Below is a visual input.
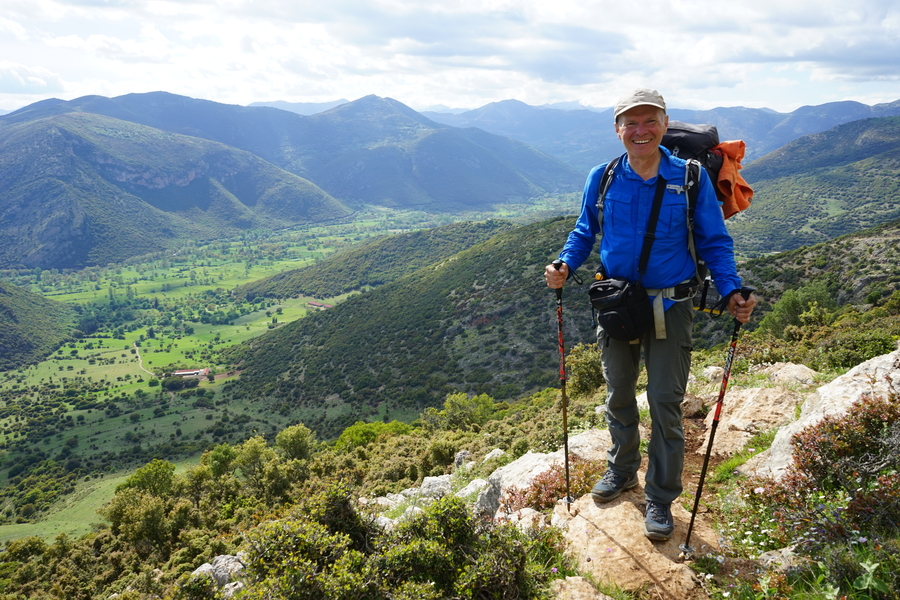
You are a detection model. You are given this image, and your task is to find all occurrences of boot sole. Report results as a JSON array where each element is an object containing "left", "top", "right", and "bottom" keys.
[{"left": 644, "top": 527, "right": 673, "bottom": 541}]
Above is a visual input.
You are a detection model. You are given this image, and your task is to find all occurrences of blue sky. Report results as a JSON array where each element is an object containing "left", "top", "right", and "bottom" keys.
[{"left": 1, "top": 0, "right": 898, "bottom": 113}]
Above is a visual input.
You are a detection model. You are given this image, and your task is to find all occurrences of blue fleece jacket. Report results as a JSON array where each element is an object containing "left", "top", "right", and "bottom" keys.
[{"left": 558, "top": 147, "right": 742, "bottom": 302}]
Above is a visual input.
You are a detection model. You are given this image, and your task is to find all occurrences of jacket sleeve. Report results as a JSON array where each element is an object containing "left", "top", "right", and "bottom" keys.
[
  {"left": 692, "top": 167, "right": 742, "bottom": 296},
  {"left": 558, "top": 165, "right": 605, "bottom": 273}
]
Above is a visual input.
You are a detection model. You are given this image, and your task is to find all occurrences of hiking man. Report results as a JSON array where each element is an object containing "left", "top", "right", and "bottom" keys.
[{"left": 543, "top": 88, "right": 756, "bottom": 540}]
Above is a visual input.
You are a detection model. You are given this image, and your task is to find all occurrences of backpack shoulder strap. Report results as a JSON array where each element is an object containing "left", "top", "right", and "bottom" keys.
[
  {"left": 594, "top": 156, "right": 621, "bottom": 231},
  {"left": 683, "top": 159, "right": 708, "bottom": 281}
]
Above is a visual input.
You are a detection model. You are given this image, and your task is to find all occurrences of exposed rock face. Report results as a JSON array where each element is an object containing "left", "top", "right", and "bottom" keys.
[
  {"left": 419, "top": 474, "right": 452, "bottom": 498},
  {"left": 454, "top": 478, "right": 489, "bottom": 499},
  {"left": 191, "top": 554, "right": 244, "bottom": 587},
  {"left": 551, "top": 575, "right": 616, "bottom": 599},
  {"left": 751, "top": 348, "right": 900, "bottom": 479},
  {"left": 757, "top": 362, "right": 818, "bottom": 387},
  {"left": 475, "top": 429, "right": 612, "bottom": 518},
  {"left": 698, "top": 387, "right": 804, "bottom": 456},
  {"left": 552, "top": 490, "right": 716, "bottom": 600}
]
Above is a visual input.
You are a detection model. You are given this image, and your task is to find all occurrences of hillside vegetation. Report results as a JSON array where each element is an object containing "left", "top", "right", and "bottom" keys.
[
  {"left": 223, "top": 217, "right": 597, "bottom": 438},
  {"left": 233, "top": 220, "right": 513, "bottom": 300},
  {"left": 2, "top": 213, "right": 900, "bottom": 598},
  {"left": 729, "top": 116, "right": 900, "bottom": 255},
  {"left": 0, "top": 282, "right": 76, "bottom": 370},
  {"left": 224, "top": 211, "right": 900, "bottom": 439},
  {"left": 0, "top": 112, "right": 348, "bottom": 269}
]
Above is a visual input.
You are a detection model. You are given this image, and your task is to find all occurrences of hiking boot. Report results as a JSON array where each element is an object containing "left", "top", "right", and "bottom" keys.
[
  {"left": 591, "top": 470, "right": 638, "bottom": 503},
  {"left": 644, "top": 501, "right": 674, "bottom": 541}
]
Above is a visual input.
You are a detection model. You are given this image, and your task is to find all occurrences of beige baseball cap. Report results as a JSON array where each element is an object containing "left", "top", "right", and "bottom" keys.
[{"left": 613, "top": 88, "right": 666, "bottom": 120}]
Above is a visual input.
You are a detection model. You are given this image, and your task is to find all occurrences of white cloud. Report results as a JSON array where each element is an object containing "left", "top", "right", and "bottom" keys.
[
  {"left": 0, "top": 62, "right": 65, "bottom": 94},
  {"left": 0, "top": 0, "right": 895, "bottom": 112}
]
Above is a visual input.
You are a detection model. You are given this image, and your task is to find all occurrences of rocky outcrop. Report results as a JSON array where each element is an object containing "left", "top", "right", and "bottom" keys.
[
  {"left": 189, "top": 555, "right": 245, "bottom": 597},
  {"left": 551, "top": 576, "right": 616, "bottom": 600},
  {"left": 698, "top": 387, "right": 804, "bottom": 456},
  {"left": 475, "top": 429, "right": 612, "bottom": 518},
  {"left": 749, "top": 348, "right": 900, "bottom": 479},
  {"left": 552, "top": 490, "right": 716, "bottom": 600}
]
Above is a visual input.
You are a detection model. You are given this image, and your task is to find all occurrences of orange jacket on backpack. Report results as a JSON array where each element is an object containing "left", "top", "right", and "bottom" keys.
[{"left": 714, "top": 140, "right": 753, "bottom": 219}]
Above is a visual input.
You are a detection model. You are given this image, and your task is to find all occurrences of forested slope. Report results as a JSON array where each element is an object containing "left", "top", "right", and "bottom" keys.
[
  {"left": 233, "top": 220, "right": 513, "bottom": 299},
  {"left": 730, "top": 116, "right": 900, "bottom": 255},
  {"left": 223, "top": 217, "right": 598, "bottom": 438},
  {"left": 0, "top": 281, "right": 76, "bottom": 370}
]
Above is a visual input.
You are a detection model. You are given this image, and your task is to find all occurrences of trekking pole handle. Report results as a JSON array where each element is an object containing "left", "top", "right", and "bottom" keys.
[
  {"left": 728, "top": 286, "right": 755, "bottom": 324},
  {"left": 551, "top": 260, "right": 564, "bottom": 300}
]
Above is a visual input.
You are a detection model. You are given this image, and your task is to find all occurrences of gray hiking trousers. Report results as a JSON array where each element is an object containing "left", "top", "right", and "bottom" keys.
[{"left": 598, "top": 300, "right": 693, "bottom": 504}]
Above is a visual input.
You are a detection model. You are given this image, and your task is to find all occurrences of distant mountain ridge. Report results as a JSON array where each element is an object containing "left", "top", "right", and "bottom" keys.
[
  {"left": 0, "top": 92, "right": 581, "bottom": 269},
  {"left": 3, "top": 92, "right": 580, "bottom": 210},
  {"left": 247, "top": 99, "right": 349, "bottom": 115},
  {"left": 423, "top": 98, "right": 900, "bottom": 172}
]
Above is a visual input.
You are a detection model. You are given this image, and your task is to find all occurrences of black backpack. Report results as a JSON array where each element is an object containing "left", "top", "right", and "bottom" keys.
[{"left": 662, "top": 121, "right": 723, "bottom": 199}]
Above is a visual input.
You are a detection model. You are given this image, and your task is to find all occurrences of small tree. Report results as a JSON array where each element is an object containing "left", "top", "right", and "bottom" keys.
[{"left": 276, "top": 423, "right": 317, "bottom": 460}]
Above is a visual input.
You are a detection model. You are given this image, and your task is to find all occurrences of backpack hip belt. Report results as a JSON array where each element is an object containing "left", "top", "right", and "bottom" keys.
[{"left": 645, "top": 279, "right": 699, "bottom": 339}]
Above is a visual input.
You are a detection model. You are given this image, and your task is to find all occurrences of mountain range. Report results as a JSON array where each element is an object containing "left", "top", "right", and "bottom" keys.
[
  {"left": 0, "top": 93, "right": 579, "bottom": 269},
  {"left": 4, "top": 91, "right": 900, "bottom": 272},
  {"left": 729, "top": 116, "right": 900, "bottom": 254},
  {"left": 0, "top": 111, "right": 348, "bottom": 270},
  {"left": 422, "top": 98, "right": 900, "bottom": 172}
]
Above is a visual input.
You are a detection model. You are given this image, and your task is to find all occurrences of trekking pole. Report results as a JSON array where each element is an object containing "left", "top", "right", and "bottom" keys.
[
  {"left": 681, "top": 287, "right": 754, "bottom": 557},
  {"left": 552, "top": 260, "right": 574, "bottom": 512}
]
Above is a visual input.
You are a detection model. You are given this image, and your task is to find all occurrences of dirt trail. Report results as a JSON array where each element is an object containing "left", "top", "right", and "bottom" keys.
[{"left": 132, "top": 342, "right": 157, "bottom": 378}]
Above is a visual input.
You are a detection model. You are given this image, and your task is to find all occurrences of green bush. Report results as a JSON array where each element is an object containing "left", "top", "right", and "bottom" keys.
[
  {"left": 333, "top": 420, "right": 411, "bottom": 453},
  {"left": 565, "top": 343, "right": 605, "bottom": 398},
  {"left": 234, "top": 489, "right": 566, "bottom": 599},
  {"left": 758, "top": 281, "right": 836, "bottom": 338}
]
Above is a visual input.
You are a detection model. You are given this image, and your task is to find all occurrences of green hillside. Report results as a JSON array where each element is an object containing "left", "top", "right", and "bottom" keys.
[
  {"left": 0, "top": 281, "right": 76, "bottom": 370},
  {"left": 223, "top": 217, "right": 598, "bottom": 438},
  {"left": 0, "top": 112, "right": 349, "bottom": 269},
  {"left": 740, "top": 217, "right": 900, "bottom": 307},
  {"left": 234, "top": 220, "right": 513, "bottom": 300},
  {"left": 731, "top": 116, "right": 900, "bottom": 254}
]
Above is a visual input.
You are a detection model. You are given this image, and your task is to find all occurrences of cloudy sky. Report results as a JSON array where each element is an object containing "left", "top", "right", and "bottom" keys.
[{"left": 1, "top": 0, "right": 898, "bottom": 114}]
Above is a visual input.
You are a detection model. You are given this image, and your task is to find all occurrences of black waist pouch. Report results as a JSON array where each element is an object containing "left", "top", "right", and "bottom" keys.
[{"left": 588, "top": 278, "right": 654, "bottom": 341}]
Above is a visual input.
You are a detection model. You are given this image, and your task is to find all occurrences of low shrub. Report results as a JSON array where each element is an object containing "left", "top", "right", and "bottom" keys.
[
  {"left": 720, "top": 393, "right": 900, "bottom": 597},
  {"left": 503, "top": 455, "right": 606, "bottom": 512}
]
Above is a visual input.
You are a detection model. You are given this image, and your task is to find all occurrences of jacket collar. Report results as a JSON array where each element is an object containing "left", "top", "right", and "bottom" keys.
[{"left": 620, "top": 146, "right": 684, "bottom": 182}]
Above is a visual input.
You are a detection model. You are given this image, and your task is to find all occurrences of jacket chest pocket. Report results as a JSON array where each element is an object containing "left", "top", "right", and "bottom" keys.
[
  {"left": 660, "top": 192, "right": 688, "bottom": 233},
  {"left": 603, "top": 190, "right": 635, "bottom": 231}
]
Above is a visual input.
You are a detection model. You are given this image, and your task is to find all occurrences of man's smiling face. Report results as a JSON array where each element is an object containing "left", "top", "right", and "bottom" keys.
[{"left": 615, "top": 105, "right": 669, "bottom": 161}]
